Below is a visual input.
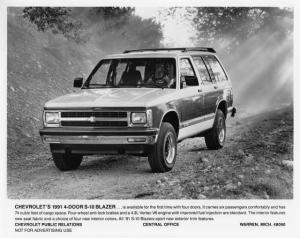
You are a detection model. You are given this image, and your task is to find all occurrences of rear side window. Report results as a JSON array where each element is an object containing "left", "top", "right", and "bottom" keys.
[
  {"left": 192, "top": 56, "right": 212, "bottom": 84},
  {"left": 203, "top": 55, "right": 227, "bottom": 82}
]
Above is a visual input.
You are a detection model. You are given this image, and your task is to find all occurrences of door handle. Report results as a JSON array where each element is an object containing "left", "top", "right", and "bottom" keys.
[
  {"left": 213, "top": 85, "right": 218, "bottom": 89},
  {"left": 198, "top": 89, "right": 202, "bottom": 93}
]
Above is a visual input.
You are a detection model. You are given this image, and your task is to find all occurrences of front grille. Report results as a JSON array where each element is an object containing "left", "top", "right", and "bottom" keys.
[
  {"left": 61, "top": 121, "right": 128, "bottom": 127},
  {"left": 60, "top": 110, "right": 128, "bottom": 128},
  {"left": 61, "top": 111, "right": 127, "bottom": 118}
]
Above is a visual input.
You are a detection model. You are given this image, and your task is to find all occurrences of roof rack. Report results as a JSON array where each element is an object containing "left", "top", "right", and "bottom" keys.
[{"left": 123, "top": 47, "right": 216, "bottom": 54}]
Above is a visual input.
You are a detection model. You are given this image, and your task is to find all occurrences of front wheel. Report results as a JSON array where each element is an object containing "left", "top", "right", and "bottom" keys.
[
  {"left": 204, "top": 109, "right": 226, "bottom": 149},
  {"left": 52, "top": 153, "right": 83, "bottom": 171},
  {"left": 148, "top": 122, "right": 177, "bottom": 173}
]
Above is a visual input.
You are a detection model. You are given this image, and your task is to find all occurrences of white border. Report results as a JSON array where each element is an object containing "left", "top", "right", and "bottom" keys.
[{"left": 1, "top": 1, "right": 298, "bottom": 237}]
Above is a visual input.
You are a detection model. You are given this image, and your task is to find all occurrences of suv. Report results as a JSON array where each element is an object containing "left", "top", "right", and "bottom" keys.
[{"left": 40, "top": 47, "right": 236, "bottom": 173}]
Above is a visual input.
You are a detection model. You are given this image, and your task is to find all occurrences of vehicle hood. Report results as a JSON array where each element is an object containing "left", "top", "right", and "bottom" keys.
[{"left": 44, "top": 88, "right": 176, "bottom": 109}]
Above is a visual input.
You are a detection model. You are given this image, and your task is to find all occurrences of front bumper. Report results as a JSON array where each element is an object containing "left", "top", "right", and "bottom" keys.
[{"left": 39, "top": 127, "right": 159, "bottom": 145}]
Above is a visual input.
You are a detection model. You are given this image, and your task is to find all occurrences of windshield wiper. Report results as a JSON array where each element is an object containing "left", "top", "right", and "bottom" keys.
[
  {"left": 85, "top": 84, "right": 118, "bottom": 89},
  {"left": 139, "top": 83, "right": 164, "bottom": 88}
]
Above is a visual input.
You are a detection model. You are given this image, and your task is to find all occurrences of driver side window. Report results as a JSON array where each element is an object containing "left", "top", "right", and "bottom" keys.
[{"left": 180, "top": 58, "right": 198, "bottom": 88}]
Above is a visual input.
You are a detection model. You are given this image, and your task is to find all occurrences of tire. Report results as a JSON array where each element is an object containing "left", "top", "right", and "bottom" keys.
[
  {"left": 52, "top": 153, "right": 83, "bottom": 171},
  {"left": 204, "top": 109, "right": 226, "bottom": 150},
  {"left": 148, "top": 122, "right": 177, "bottom": 173}
]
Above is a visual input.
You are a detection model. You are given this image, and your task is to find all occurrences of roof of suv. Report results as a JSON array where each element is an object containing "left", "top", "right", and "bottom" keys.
[{"left": 104, "top": 47, "right": 216, "bottom": 59}]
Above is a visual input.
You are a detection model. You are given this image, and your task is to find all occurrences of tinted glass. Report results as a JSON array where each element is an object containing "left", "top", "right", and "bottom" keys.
[
  {"left": 192, "top": 56, "right": 212, "bottom": 84},
  {"left": 84, "top": 58, "right": 176, "bottom": 89},
  {"left": 180, "top": 58, "right": 196, "bottom": 77},
  {"left": 91, "top": 60, "right": 111, "bottom": 85},
  {"left": 115, "top": 61, "right": 127, "bottom": 85},
  {"left": 203, "top": 55, "right": 227, "bottom": 82},
  {"left": 180, "top": 58, "right": 199, "bottom": 87}
]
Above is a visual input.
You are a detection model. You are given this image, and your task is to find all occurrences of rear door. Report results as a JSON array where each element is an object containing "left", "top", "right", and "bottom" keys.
[
  {"left": 177, "top": 57, "right": 203, "bottom": 123},
  {"left": 202, "top": 55, "right": 233, "bottom": 108},
  {"left": 192, "top": 55, "right": 219, "bottom": 117}
]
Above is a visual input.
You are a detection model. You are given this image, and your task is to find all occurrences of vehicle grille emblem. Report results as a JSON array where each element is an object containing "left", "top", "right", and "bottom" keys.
[{"left": 89, "top": 116, "right": 96, "bottom": 123}]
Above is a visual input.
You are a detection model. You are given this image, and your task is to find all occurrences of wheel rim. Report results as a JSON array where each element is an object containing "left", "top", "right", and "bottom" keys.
[
  {"left": 218, "top": 117, "right": 225, "bottom": 144},
  {"left": 164, "top": 132, "right": 176, "bottom": 164}
]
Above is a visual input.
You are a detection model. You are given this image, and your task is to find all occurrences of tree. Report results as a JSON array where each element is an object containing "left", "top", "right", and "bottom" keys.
[
  {"left": 86, "top": 7, "right": 135, "bottom": 31},
  {"left": 93, "top": 15, "right": 163, "bottom": 52},
  {"left": 22, "top": 7, "right": 135, "bottom": 42},
  {"left": 22, "top": 7, "right": 163, "bottom": 50},
  {"left": 23, "top": 7, "right": 82, "bottom": 41},
  {"left": 168, "top": 7, "right": 293, "bottom": 51},
  {"left": 93, "top": 7, "right": 134, "bottom": 20}
]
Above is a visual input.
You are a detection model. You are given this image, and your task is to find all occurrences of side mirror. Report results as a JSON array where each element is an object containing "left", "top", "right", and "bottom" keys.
[{"left": 73, "top": 77, "right": 83, "bottom": 88}]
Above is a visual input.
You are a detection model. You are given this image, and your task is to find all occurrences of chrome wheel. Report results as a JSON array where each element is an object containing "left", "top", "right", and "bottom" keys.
[
  {"left": 164, "top": 132, "right": 176, "bottom": 164},
  {"left": 148, "top": 122, "right": 177, "bottom": 173},
  {"left": 204, "top": 109, "right": 226, "bottom": 150},
  {"left": 218, "top": 117, "right": 225, "bottom": 144}
]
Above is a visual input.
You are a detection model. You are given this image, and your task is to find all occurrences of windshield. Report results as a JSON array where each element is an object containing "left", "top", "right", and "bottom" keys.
[{"left": 83, "top": 58, "right": 176, "bottom": 89}]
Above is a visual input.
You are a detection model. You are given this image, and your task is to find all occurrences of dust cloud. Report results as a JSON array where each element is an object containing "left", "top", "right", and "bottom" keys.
[{"left": 218, "top": 31, "right": 293, "bottom": 114}]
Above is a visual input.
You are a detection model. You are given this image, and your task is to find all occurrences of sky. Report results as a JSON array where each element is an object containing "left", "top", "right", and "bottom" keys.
[{"left": 134, "top": 7, "right": 195, "bottom": 46}]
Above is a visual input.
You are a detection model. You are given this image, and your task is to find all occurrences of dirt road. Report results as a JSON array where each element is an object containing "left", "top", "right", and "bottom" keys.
[{"left": 7, "top": 106, "right": 293, "bottom": 199}]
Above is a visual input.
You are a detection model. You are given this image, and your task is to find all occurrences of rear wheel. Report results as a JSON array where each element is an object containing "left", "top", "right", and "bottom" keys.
[
  {"left": 148, "top": 122, "right": 177, "bottom": 173},
  {"left": 52, "top": 153, "right": 83, "bottom": 171},
  {"left": 205, "top": 109, "right": 226, "bottom": 149}
]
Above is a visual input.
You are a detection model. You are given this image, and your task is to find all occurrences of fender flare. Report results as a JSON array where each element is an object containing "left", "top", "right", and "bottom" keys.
[
  {"left": 158, "top": 109, "right": 180, "bottom": 135},
  {"left": 214, "top": 99, "right": 228, "bottom": 120}
]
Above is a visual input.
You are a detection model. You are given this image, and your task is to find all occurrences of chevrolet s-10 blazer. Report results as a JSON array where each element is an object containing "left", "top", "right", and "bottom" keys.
[{"left": 40, "top": 47, "right": 236, "bottom": 173}]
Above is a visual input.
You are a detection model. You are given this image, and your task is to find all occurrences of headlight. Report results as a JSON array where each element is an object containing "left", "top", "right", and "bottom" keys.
[
  {"left": 44, "top": 112, "right": 60, "bottom": 127},
  {"left": 131, "top": 112, "right": 147, "bottom": 124}
]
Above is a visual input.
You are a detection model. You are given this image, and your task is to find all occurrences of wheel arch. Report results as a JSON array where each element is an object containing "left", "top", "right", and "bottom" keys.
[
  {"left": 216, "top": 100, "right": 228, "bottom": 119},
  {"left": 159, "top": 110, "right": 180, "bottom": 137}
]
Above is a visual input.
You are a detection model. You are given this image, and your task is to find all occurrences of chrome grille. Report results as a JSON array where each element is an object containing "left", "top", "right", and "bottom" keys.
[
  {"left": 61, "top": 121, "right": 127, "bottom": 127},
  {"left": 61, "top": 111, "right": 127, "bottom": 118},
  {"left": 60, "top": 111, "right": 128, "bottom": 128}
]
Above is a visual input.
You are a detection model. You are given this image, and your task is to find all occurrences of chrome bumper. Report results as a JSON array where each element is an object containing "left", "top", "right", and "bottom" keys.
[{"left": 41, "top": 135, "right": 158, "bottom": 145}]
